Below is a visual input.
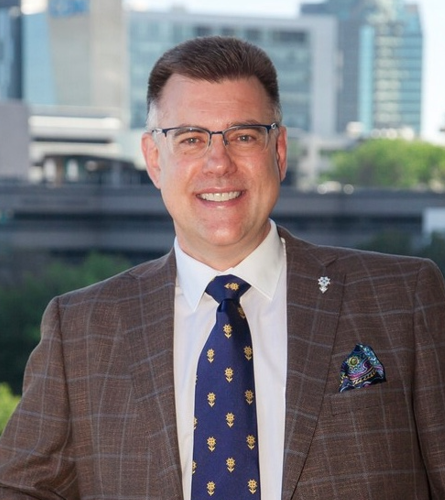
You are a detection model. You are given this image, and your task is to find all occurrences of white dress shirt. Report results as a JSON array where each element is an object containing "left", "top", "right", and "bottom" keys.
[{"left": 174, "top": 220, "right": 288, "bottom": 500}]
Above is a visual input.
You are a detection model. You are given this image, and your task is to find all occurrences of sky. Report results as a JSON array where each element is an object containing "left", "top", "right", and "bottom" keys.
[{"left": 128, "top": 0, "right": 445, "bottom": 144}]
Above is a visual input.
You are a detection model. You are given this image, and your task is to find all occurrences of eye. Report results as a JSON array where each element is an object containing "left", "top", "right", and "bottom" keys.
[
  {"left": 228, "top": 127, "right": 263, "bottom": 144},
  {"left": 182, "top": 136, "right": 200, "bottom": 145},
  {"left": 173, "top": 128, "right": 208, "bottom": 148},
  {"left": 238, "top": 134, "right": 255, "bottom": 143}
]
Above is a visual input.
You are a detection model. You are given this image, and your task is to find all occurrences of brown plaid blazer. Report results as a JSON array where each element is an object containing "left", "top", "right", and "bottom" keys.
[{"left": 0, "top": 227, "right": 444, "bottom": 499}]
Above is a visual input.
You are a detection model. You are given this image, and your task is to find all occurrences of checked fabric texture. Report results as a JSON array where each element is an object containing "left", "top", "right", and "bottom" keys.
[{"left": 191, "top": 275, "right": 261, "bottom": 499}]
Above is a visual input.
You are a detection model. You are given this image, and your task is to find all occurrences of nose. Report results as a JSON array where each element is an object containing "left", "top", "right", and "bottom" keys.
[{"left": 202, "top": 133, "right": 236, "bottom": 176}]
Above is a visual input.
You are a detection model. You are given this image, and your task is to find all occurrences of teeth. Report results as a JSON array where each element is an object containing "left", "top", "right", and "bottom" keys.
[{"left": 199, "top": 191, "right": 241, "bottom": 202}]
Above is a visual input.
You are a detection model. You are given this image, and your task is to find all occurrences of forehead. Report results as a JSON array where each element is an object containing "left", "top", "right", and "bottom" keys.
[{"left": 155, "top": 74, "right": 273, "bottom": 127}]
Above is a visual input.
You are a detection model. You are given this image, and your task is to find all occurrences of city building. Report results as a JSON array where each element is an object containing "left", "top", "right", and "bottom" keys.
[
  {"left": 127, "top": 8, "right": 338, "bottom": 138},
  {"left": 19, "top": 0, "right": 133, "bottom": 181},
  {"left": 0, "top": 0, "right": 28, "bottom": 181},
  {"left": 21, "top": 3, "right": 340, "bottom": 185},
  {"left": 0, "top": 0, "right": 22, "bottom": 100},
  {"left": 301, "top": 0, "right": 423, "bottom": 135},
  {"left": 22, "top": 2, "right": 340, "bottom": 136},
  {"left": 22, "top": 1, "right": 421, "bottom": 138},
  {"left": 23, "top": 0, "right": 127, "bottom": 116},
  {"left": 0, "top": 100, "right": 30, "bottom": 180},
  {"left": 28, "top": 105, "right": 140, "bottom": 185},
  {"left": 8, "top": 0, "right": 423, "bottom": 186}
]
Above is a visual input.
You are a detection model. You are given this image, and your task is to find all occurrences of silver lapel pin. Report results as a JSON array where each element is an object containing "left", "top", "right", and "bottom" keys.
[{"left": 318, "top": 276, "right": 331, "bottom": 293}]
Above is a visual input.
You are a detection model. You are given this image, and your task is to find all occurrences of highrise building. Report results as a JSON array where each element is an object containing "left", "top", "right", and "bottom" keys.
[
  {"left": 127, "top": 8, "right": 338, "bottom": 137},
  {"left": 17, "top": 1, "right": 424, "bottom": 185},
  {"left": 22, "top": 1, "right": 423, "bottom": 138},
  {"left": 0, "top": 1, "right": 29, "bottom": 181},
  {"left": 24, "top": 0, "right": 127, "bottom": 119},
  {"left": 22, "top": 0, "right": 130, "bottom": 180},
  {"left": 0, "top": 0, "right": 22, "bottom": 100},
  {"left": 301, "top": 0, "right": 423, "bottom": 135}
]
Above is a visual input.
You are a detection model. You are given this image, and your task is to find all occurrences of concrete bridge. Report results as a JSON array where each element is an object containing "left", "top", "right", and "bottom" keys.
[{"left": 1, "top": 183, "right": 444, "bottom": 263}]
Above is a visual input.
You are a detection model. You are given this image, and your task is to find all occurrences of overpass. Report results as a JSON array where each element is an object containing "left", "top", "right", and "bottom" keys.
[{"left": 1, "top": 183, "right": 444, "bottom": 263}]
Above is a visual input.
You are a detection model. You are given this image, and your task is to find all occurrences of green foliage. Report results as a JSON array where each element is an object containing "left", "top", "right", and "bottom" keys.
[
  {"left": 321, "top": 138, "right": 445, "bottom": 188},
  {"left": 418, "top": 232, "right": 445, "bottom": 276},
  {"left": 0, "top": 383, "right": 20, "bottom": 435},
  {"left": 356, "top": 230, "right": 413, "bottom": 256},
  {"left": 355, "top": 231, "right": 445, "bottom": 276},
  {"left": 0, "top": 253, "right": 130, "bottom": 395}
]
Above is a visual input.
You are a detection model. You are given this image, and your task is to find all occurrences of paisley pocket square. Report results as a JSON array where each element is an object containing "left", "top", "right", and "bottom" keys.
[{"left": 339, "top": 344, "right": 386, "bottom": 393}]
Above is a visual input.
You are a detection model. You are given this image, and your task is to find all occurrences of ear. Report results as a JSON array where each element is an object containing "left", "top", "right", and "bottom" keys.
[
  {"left": 276, "top": 125, "right": 288, "bottom": 182},
  {"left": 141, "top": 132, "right": 162, "bottom": 189}
]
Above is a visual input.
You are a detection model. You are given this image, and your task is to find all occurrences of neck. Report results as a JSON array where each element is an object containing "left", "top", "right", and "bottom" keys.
[{"left": 175, "top": 222, "right": 272, "bottom": 271}]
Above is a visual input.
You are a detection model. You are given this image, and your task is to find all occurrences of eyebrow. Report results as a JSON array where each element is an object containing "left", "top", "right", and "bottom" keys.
[{"left": 166, "top": 120, "right": 268, "bottom": 129}]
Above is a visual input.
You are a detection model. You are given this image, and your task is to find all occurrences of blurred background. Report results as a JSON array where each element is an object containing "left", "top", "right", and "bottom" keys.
[{"left": 0, "top": 0, "right": 445, "bottom": 419}]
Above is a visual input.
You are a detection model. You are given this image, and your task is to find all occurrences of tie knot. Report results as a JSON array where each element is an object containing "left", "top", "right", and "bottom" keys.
[{"left": 206, "top": 274, "right": 251, "bottom": 303}]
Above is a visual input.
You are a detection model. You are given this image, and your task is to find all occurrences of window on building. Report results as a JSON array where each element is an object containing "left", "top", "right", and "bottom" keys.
[
  {"left": 221, "top": 27, "right": 236, "bottom": 37},
  {"left": 272, "top": 30, "right": 307, "bottom": 43},
  {"left": 245, "top": 28, "right": 261, "bottom": 41},
  {"left": 195, "top": 26, "right": 212, "bottom": 37}
]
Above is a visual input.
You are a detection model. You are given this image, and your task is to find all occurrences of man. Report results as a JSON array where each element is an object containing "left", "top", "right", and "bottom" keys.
[{"left": 0, "top": 36, "right": 444, "bottom": 499}]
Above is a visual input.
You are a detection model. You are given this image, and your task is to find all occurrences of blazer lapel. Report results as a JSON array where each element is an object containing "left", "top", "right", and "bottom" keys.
[
  {"left": 279, "top": 230, "right": 345, "bottom": 499},
  {"left": 121, "top": 252, "right": 184, "bottom": 500}
]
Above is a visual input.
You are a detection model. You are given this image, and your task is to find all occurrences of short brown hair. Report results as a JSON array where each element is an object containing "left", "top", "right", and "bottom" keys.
[{"left": 146, "top": 36, "right": 282, "bottom": 125}]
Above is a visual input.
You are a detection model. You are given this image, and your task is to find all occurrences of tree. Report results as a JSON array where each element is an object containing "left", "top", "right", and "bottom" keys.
[
  {"left": 354, "top": 230, "right": 445, "bottom": 277},
  {"left": 321, "top": 138, "right": 445, "bottom": 189},
  {"left": 0, "top": 253, "right": 130, "bottom": 394},
  {"left": 418, "top": 232, "right": 445, "bottom": 275},
  {"left": 0, "top": 383, "right": 20, "bottom": 435},
  {"left": 355, "top": 229, "right": 413, "bottom": 256}
]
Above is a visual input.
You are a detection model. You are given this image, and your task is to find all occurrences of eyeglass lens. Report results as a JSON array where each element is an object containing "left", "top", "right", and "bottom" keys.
[{"left": 167, "top": 126, "right": 271, "bottom": 158}]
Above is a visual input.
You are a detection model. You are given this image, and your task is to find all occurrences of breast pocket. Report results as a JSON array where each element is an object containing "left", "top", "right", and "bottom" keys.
[{"left": 329, "top": 380, "right": 405, "bottom": 416}]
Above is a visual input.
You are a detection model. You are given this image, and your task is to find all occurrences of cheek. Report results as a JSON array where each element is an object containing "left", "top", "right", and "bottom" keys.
[
  {"left": 262, "top": 153, "right": 284, "bottom": 183},
  {"left": 156, "top": 152, "right": 181, "bottom": 188},
  {"left": 158, "top": 161, "right": 192, "bottom": 198}
]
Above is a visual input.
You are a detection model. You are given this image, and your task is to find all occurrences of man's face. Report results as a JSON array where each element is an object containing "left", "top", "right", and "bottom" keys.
[{"left": 142, "top": 74, "right": 287, "bottom": 269}]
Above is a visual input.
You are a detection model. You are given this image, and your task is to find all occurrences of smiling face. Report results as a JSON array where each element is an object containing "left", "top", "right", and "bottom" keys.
[{"left": 141, "top": 74, "right": 287, "bottom": 270}]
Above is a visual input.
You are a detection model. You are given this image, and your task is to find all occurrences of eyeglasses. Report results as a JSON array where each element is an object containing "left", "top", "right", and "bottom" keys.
[{"left": 151, "top": 123, "right": 279, "bottom": 159}]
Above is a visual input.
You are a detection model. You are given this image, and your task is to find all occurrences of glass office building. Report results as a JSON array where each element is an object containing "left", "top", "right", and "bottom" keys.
[
  {"left": 301, "top": 0, "right": 423, "bottom": 134},
  {"left": 0, "top": 0, "right": 22, "bottom": 100},
  {"left": 24, "top": 0, "right": 126, "bottom": 116},
  {"left": 127, "top": 9, "right": 338, "bottom": 137},
  {"left": 21, "top": 1, "right": 421, "bottom": 138}
]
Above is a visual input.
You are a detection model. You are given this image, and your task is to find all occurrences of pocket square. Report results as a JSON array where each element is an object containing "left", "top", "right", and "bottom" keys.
[{"left": 339, "top": 344, "right": 386, "bottom": 393}]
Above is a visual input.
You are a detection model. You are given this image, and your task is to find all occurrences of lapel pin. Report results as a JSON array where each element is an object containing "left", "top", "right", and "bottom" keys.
[{"left": 318, "top": 276, "right": 331, "bottom": 293}]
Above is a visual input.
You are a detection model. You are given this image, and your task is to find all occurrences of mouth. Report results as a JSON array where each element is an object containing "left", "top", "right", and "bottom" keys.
[{"left": 197, "top": 191, "right": 242, "bottom": 202}]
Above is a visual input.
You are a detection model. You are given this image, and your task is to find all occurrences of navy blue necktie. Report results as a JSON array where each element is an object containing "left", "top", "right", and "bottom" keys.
[{"left": 191, "top": 275, "right": 260, "bottom": 499}]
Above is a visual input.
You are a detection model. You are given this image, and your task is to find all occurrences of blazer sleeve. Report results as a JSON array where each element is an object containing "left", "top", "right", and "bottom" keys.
[
  {"left": 413, "top": 260, "right": 445, "bottom": 498},
  {"left": 0, "top": 297, "right": 79, "bottom": 499}
]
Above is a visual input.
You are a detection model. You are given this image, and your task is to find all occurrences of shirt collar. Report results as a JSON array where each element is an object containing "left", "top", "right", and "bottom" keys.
[{"left": 175, "top": 220, "right": 285, "bottom": 311}]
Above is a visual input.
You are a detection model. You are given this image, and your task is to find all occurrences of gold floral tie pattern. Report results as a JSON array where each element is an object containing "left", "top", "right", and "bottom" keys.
[{"left": 191, "top": 275, "right": 260, "bottom": 499}]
